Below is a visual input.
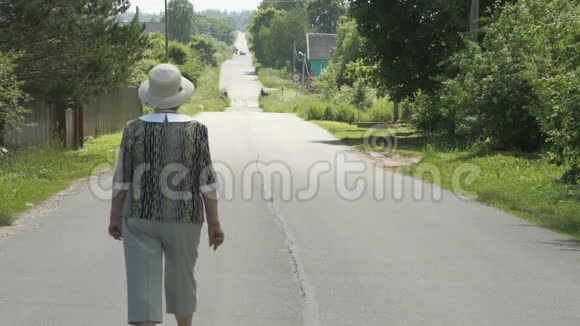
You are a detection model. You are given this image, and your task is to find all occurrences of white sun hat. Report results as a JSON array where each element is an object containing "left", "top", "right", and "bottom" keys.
[{"left": 138, "top": 63, "right": 195, "bottom": 110}]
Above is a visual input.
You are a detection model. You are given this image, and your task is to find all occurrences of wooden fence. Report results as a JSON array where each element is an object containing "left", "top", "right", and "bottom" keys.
[
  {"left": 5, "top": 101, "right": 60, "bottom": 149},
  {"left": 4, "top": 87, "right": 142, "bottom": 149},
  {"left": 83, "top": 87, "right": 142, "bottom": 138}
]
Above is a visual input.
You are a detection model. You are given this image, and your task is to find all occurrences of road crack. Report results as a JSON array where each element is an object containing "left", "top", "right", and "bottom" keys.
[{"left": 254, "top": 153, "right": 321, "bottom": 326}]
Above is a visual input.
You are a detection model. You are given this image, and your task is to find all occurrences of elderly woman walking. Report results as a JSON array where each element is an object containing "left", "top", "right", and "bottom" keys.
[{"left": 108, "top": 64, "right": 224, "bottom": 326}]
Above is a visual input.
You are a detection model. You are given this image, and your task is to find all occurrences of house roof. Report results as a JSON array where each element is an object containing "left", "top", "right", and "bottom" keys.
[
  {"left": 142, "top": 22, "right": 166, "bottom": 35},
  {"left": 306, "top": 33, "right": 338, "bottom": 61}
]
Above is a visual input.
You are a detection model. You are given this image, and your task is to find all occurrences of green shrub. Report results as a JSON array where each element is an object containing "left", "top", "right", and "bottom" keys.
[
  {"left": 305, "top": 101, "right": 325, "bottom": 120},
  {"left": 439, "top": 38, "right": 543, "bottom": 150},
  {"left": 0, "top": 51, "right": 29, "bottom": 140},
  {"left": 409, "top": 90, "right": 447, "bottom": 132},
  {"left": 130, "top": 34, "right": 204, "bottom": 86},
  {"left": 333, "top": 103, "right": 358, "bottom": 124},
  {"left": 168, "top": 41, "right": 189, "bottom": 65},
  {"left": 366, "top": 98, "right": 393, "bottom": 122},
  {"left": 435, "top": 0, "right": 579, "bottom": 162},
  {"left": 350, "top": 80, "right": 376, "bottom": 110},
  {"left": 508, "top": 0, "right": 580, "bottom": 167},
  {"left": 189, "top": 35, "right": 218, "bottom": 66},
  {"left": 323, "top": 105, "right": 335, "bottom": 121},
  {"left": 179, "top": 58, "right": 203, "bottom": 84}
]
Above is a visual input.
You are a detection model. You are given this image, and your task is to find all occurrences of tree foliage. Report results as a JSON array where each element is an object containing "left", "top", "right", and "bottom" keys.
[
  {"left": 412, "top": 0, "right": 579, "bottom": 175},
  {"left": 348, "top": 0, "right": 505, "bottom": 101},
  {"left": 167, "top": 0, "right": 195, "bottom": 43},
  {"left": 198, "top": 9, "right": 255, "bottom": 31},
  {"left": 306, "top": 0, "right": 346, "bottom": 33},
  {"left": 249, "top": 7, "right": 309, "bottom": 67},
  {"left": 259, "top": 0, "right": 303, "bottom": 11},
  {"left": 189, "top": 35, "right": 219, "bottom": 66},
  {"left": 0, "top": 0, "right": 146, "bottom": 107},
  {"left": 0, "top": 52, "right": 28, "bottom": 145},
  {"left": 129, "top": 33, "right": 203, "bottom": 86},
  {"left": 194, "top": 15, "right": 236, "bottom": 45}
]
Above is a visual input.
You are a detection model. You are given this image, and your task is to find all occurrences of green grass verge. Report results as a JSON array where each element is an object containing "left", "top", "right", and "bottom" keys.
[
  {"left": 261, "top": 88, "right": 318, "bottom": 115},
  {"left": 180, "top": 47, "right": 232, "bottom": 116},
  {"left": 314, "top": 121, "right": 580, "bottom": 238},
  {"left": 256, "top": 65, "right": 294, "bottom": 89},
  {"left": 179, "top": 64, "right": 230, "bottom": 116},
  {"left": 257, "top": 65, "right": 319, "bottom": 116},
  {"left": 0, "top": 133, "right": 121, "bottom": 226},
  {"left": 257, "top": 68, "right": 394, "bottom": 124}
]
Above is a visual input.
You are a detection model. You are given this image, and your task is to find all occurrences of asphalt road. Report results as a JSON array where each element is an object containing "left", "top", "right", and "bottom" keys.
[{"left": 1, "top": 33, "right": 580, "bottom": 326}]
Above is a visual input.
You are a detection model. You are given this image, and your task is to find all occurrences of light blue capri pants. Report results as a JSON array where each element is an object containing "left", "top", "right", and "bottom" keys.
[{"left": 123, "top": 217, "right": 203, "bottom": 325}]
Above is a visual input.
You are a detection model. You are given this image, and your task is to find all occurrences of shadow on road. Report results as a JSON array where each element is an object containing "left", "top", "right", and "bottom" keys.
[{"left": 538, "top": 239, "right": 580, "bottom": 251}]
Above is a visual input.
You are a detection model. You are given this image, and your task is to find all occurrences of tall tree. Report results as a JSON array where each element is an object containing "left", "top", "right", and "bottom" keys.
[
  {"left": 306, "top": 0, "right": 346, "bottom": 33},
  {"left": 248, "top": 7, "right": 280, "bottom": 62},
  {"left": 259, "top": 0, "right": 303, "bottom": 11},
  {"left": 167, "top": 0, "right": 194, "bottom": 43},
  {"left": 348, "top": 0, "right": 503, "bottom": 101},
  {"left": 0, "top": 0, "right": 146, "bottom": 107},
  {"left": 249, "top": 7, "right": 309, "bottom": 67}
]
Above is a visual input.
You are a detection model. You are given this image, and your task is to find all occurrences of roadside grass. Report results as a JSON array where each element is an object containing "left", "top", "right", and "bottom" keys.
[
  {"left": 257, "top": 67, "right": 395, "bottom": 124},
  {"left": 180, "top": 47, "right": 232, "bottom": 116},
  {"left": 256, "top": 65, "right": 294, "bottom": 89},
  {"left": 0, "top": 133, "right": 121, "bottom": 226},
  {"left": 313, "top": 121, "right": 580, "bottom": 238},
  {"left": 261, "top": 88, "right": 318, "bottom": 115}
]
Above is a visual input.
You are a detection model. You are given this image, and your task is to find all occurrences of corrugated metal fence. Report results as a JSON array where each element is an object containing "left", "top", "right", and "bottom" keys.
[{"left": 4, "top": 87, "right": 141, "bottom": 149}]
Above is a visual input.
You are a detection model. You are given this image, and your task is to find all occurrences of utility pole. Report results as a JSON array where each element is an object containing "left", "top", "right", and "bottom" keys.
[
  {"left": 292, "top": 42, "right": 296, "bottom": 72},
  {"left": 165, "top": 0, "right": 169, "bottom": 62},
  {"left": 469, "top": 0, "right": 480, "bottom": 36}
]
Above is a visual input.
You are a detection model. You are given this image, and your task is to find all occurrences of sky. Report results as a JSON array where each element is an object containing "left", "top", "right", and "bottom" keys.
[{"left": 130, "top": 0, "right": 262, "bottom": 13}]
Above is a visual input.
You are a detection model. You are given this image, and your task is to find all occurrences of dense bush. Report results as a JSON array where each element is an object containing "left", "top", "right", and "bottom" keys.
[
  {"left": 178, "top": 59, "right": 203, "bottom": 84},
  {"left": 305, "top": 101, "right": 325, "bottom": 120},
  {"left": 439, "top": 40, "right": 543, "bottom": 150},
  {"left": 404, "top": 0, "right": 580, "bottom": 181},
  {"left": 129, "top": 33, "right": 166, "bottom": 85},
  {"left": 365, "top": 98, "right": 394, "bottom": 123},
  {"left": 408, "top": 90, "right": 445, "bottom": 132},
  {"left": 0, "top": 52, "right": 29, "bottom": 145},
  {"left": 189, "top": 35, "right": 218, "bottom": 66},
  {"left": 303, "top": 101, "right": 358, "bottom": 123},
  {"left": 168, "top": 42, "right": 190, "bottom": 65},
  {"left": 333, "top": 103, "right": 358, "bottom": 124},
  {"left": 507, "top": 0, "right": 580, "bottom": 168},
  {"left": 129, "top": 34, "right": 204, "bottom": 85}
]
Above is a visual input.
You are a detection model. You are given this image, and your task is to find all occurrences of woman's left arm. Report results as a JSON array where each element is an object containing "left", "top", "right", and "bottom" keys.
[{"left": 109, "top": 190, "right": 127, "bottom": 240}]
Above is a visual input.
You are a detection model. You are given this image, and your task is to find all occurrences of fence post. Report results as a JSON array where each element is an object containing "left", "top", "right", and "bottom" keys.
[
  {"left": 65, "top": 109, "right": 75, "bottom": 150},
  {"left": 75, "top": 107, "right": 84, "bottom": 149},
  {"left": 0, "top": 118, "right": 4, "bottom": 147}
]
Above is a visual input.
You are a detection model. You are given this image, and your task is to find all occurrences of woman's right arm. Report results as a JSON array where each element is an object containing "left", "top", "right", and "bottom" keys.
[{"left": 202, "top": 191, "right": 224, "bottom": 251}]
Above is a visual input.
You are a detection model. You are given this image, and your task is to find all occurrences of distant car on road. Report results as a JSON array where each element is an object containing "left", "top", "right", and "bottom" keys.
[{"left": 239, "top": 51, "right": 247, "bottom": 56}]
